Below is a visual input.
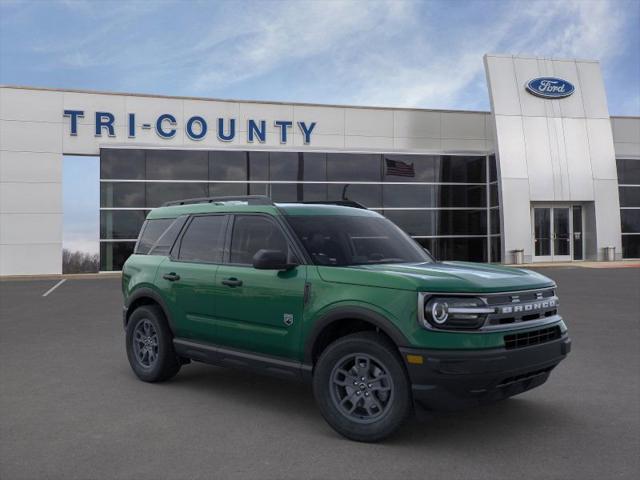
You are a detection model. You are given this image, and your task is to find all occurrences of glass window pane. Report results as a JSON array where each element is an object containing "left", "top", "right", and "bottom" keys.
[
  {"left": 382, "top": 184, "right": 427, "bottom": 208},
  {"left": 209, "top": 183, "right": 248, "bottom": 197},
  {"left": 178, "top": 215, "right": 227, "bottom": 263},
  {"left": 210, "top": 150, "right": 248, "bottom": 180},
  {"left": 327, "top": 184, "right": 381, "bottom": 208},
  {"left": 489, "top": 155, "right": 497, "bottom": 182},
  {"left": 100, "top": 210, "right": 146, "bottom": 239},
  {"left": 429, "top": 184, "right": 486, "bottom": 208},
  {"left": 270, "top": 152, "right": 300, "bottom": 181},
  {"left": 270, "top": 183, "right": 300, "bottom": 202},
  {"left": 100, "top": 149, "right": 145, "bottom": 179},
  {"left": 146, "top": 150, "right": 208, "bottom": 180},
  {"left": 621, "top": 210, "right": 640, "bottom": 233},
  {"left": 622, "top": 235, "right": 640, "bottom": 258},
  {"left": 301, "top": 183, "right": 328, "bottom": 202},
  {"left": 249, "top": 152, "right": 269, "bottom": 181},
  {"left": 136, "top": 217, "right": 183, "bottom": 255},
  {"left": 534, "top": 208, "right": 551, "bottom": 256},
  {"left": 302, "top": 153, "right": 327, "bottom": 181},
  {"left": 490, "top": 209, "right": 501, "bottom": 234},
  {"left": 383, "top": 155, "right": 437, "bottom": 182},
  {"left": 490, "top": 184, "right": 499, "bottom": 206},
  {"left": 327, "top": 153, "right": 381, "bottom": 181},
  {"left": 230, "top": 216, "right": 289, "bottom": 265},
  {"left": 100, "top": 241, "right": 135, "bottom": 271},
  {"left": 414, "top": 237, "right": 487, "bottom": 262},
  {"left": 100, "top": 182, "right": 145, "bottom": 208},
  {"left": 436, "top": 156, "right": 486, "bottom": 183},
  {"left": 384, "top": 210, "right": 487, "bottom": 236},
  {"left": 619, "top": 186, "right": 640, "bottom": 207},
  {"left": 146, "top": 183, "right": 208, "bottom": 207},
  {"left": 617, "top": 159, "right": 640, "bottom": 185},
  {"left": 490, "top": 236, "right": 502, "bottom": 262}
]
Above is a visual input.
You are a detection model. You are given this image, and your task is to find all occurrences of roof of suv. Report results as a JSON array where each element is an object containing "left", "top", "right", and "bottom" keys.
[{"left": 146, "top": 201, "right": 380, "bottom": 220}]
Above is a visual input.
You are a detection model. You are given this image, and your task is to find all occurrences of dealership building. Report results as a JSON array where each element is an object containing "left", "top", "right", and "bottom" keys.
[{"left": 0, "top": 53, "right": 639, "bottom": 275}]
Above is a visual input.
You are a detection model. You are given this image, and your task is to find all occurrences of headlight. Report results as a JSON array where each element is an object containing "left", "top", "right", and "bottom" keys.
[{"left": 421, "top": 296, "right": 494, "bottom": 330}]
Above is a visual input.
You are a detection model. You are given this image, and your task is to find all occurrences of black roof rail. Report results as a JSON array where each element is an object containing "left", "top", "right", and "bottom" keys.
[
  {"left": 162, "top": 195, "right": 275, "bottom": 207},
  {"left": 301, "top": 200, "right": 368, "bottom": 209}
]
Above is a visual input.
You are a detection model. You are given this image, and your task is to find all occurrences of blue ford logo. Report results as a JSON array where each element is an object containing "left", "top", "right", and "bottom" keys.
[{"left": 526, "top": 77, "right": 575, "bottom": 99}]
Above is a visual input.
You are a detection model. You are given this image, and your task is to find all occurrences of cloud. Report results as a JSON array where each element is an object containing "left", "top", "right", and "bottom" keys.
[{"left": 3, "top": 0, "right": 637, "bottom": 114}]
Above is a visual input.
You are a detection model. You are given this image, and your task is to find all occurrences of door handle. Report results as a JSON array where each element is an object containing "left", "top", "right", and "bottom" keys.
[
  {"left": 222, "top": 277, "right": 243, "bottom": 287},
  {"left": 163, "top": 272, "right": 181, "bottom": 282}
]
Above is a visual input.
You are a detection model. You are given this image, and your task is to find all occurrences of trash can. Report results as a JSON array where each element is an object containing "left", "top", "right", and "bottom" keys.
[
  {"left": 604, "top": 246, "right": 616, "bottom": 262},
  {"left": 512, "top": 249, "right": 524, "bottom": 265}
]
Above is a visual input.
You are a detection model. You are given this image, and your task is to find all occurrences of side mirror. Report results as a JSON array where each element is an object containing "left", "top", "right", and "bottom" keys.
[{"left": 252, "top": 249, "right": 297, "bottom": 271}]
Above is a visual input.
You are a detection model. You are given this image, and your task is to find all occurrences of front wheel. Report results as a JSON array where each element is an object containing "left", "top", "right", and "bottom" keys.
[
  {"left": 313, "top": 332, "right": 412, "bottom": 442},
  {"left": 126, "top": 305, "right": 181, "bottom": 382}
]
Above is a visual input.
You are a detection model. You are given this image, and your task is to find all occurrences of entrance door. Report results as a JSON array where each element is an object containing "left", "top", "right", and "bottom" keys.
[{"left": 532, "top": 205, "right": 582, "bottom": 262}]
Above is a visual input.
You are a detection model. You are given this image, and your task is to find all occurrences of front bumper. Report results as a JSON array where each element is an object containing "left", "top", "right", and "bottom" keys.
[{"left": 400, "top": 334, "right": 571, "bottom": 411}]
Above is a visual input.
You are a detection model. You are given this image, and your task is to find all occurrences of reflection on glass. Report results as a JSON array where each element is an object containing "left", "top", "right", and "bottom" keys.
[
  {"left": 414, "top": 237, "right": 487, "bottom": 262},
  {"left": 100, "top": 210, "right": 146, "bottom": 239},
  {"left": 100, "top": 241, "right": 135, "bottom": 271},
  {"left": 553, "top": 208, "right": 570, "bottom": 256},
  {"left": 572, "top": 206, "right": 583, "bottom": 260},
  {"left": 146, "top": 183, "right": 208, "bottom": 207},
  {"left": 327, "top": 184, "right": 381, "bottom": 208},
  {"left": 100, "top": 149, "right": 145, "bottom": 179},
  {"left": 146, "top": 150, "right": 208, "bottom": 180},
  {"left": 100, "top": 183, "right": 145, "bottom": 208},
  {"left": 622, "top": 235, "right": 640, "bottom": 258},
  {"left": 383, "top": 210, "right": 487, "bottom": 236},
  {"left": 327, "top": 154, "right": 381, "bottom": 181},
  {"left": 621, "top": 210, "right": 640, "bottom": 233},
  {"left": 534, "top": 208, "right": 551, "bottom": 256}
]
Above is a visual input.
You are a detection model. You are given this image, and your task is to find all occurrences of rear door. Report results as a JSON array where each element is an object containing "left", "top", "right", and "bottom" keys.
[
  {"left": 212, "top": 214, "right": 307, "bottom": 359},
  {"left": 158, "top": 214, "right": 229, "bottom": 343}
]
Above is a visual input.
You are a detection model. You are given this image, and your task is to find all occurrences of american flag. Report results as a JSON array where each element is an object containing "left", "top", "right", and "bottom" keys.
[{"left": 385, "top": 158, "right": 415, "bottom": 177}]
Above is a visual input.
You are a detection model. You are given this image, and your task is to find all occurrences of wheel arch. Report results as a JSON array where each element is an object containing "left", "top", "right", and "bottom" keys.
[
  {"left": 125, "top": 287, "right": 174, "bottom": 333},
  {"left": 304, "top": 307, "right": 409, "bottom": 365}
]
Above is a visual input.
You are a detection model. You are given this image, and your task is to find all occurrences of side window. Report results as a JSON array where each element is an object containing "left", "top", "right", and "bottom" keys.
[
  {"left": 148, "top": 216, "right": 187, "bottom": 256},
  {"left": 178, "top": 215, "right": 227, "bottom": 263},
  {"left": 229, "top": 216, "right": 289, "bottom": 265},
  {"left": 135, "top": 218, "right": 173, "bottom": 254}
]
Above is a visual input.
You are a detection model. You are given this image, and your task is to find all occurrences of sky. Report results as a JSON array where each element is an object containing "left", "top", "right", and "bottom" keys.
[{"left": 1, "top": 0, "right": 639, "bottom": 253}]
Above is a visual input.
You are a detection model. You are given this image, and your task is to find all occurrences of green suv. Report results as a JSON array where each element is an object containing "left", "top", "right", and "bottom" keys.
[{"left": 122, "top": 196, "right": 570, "bottom": 442}]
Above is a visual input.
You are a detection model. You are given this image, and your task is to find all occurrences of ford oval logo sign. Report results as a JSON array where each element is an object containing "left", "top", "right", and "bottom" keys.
[{"left": 526, "top": 77, "right": 575, "bottom": 99}]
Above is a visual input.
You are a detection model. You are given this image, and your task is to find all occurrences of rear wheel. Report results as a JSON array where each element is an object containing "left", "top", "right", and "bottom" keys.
[
  {"left": 313, "top": 332, "right": 412, "bottom": 442},
  {"left": 126, "top": 305, "right": 181, "bottom": 382}
]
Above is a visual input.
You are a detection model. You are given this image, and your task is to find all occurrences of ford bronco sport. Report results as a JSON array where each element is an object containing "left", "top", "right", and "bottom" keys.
[{"left": 122, "top": 195, "right": 570, "bottom": 442}]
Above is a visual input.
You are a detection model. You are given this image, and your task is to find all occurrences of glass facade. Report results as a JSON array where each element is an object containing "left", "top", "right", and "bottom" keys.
[
  {"left": 100, "top": 149, "right": 502, "bottom": 270},
  {"left": 617, "top": 158, "right": 640, "bottom": 258}
]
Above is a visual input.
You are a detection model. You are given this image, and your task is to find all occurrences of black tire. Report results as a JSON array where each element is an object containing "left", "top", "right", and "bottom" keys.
[
  {"left": 313, "top": 331, "right": 412, "bottom": 442},
  {"left": 126, "top": 305, "right": 181, "bottom": 382}
]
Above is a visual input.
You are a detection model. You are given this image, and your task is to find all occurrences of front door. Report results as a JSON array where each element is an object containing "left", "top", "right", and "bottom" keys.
[
  {"left": 532, "top": 205, "right": 583, "bottom": 262},
  {"left": 212, "top": 214, "right": 307, "bottom": 359}
]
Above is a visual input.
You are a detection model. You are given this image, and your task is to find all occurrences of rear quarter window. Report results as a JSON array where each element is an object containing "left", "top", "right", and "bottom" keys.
[{"left": 135, "top": 216, "right": 186, "bottom": 255}]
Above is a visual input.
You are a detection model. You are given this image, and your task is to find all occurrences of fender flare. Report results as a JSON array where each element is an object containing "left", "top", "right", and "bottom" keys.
[
  {"left": 303, "top": 306, "right": 410, "bottom": 364},
  {"left": 125, "top": 287, "right": 175, "bottom": 333}
]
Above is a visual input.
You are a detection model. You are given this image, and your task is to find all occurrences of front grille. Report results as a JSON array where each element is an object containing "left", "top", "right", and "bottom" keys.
[
  {"left": 485, "top": 288, "right": 558, "bottom": 327},
  {"left": 504, "top": 326, "right": 561, "bottom": 350}
]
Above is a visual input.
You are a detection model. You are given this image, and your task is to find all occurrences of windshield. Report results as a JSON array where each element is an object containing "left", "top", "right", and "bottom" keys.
[{"left": 286, "top": 214, "right": 433, "bottom": 266}]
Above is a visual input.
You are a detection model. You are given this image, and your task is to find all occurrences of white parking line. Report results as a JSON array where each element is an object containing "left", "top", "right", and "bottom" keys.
[{"left": 42, "top": 279, "right": 67, "bottom": 297}]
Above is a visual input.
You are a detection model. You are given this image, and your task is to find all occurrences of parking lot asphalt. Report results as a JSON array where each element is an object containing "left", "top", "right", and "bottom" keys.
[{"left": 1, "top": 267, "right": 639, "bottom": 480}]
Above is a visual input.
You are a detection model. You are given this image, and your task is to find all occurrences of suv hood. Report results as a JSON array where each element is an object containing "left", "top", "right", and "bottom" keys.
[{"left": 316, "top": 261, "right": 554, "bottom": 293}]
